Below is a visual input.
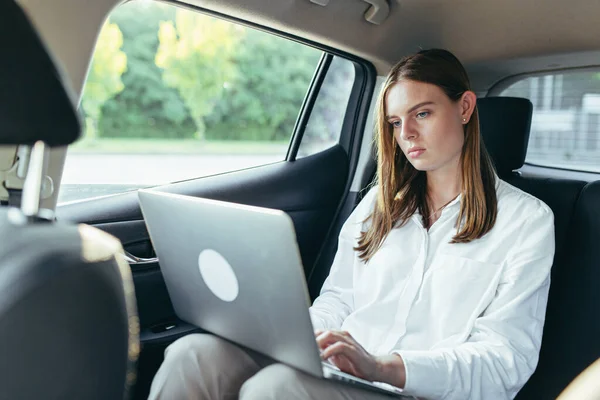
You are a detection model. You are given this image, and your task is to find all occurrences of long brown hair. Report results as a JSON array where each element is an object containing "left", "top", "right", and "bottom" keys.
[{"left": 356, "top": 49, "right": 497, "bottom": 262}]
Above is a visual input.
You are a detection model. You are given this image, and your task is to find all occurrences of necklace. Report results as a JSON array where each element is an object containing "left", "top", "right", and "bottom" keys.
[{"left": 427, "top": 194, "right": 459, "bottom": 220}]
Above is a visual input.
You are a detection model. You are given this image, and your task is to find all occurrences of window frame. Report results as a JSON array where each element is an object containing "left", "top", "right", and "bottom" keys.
[
  {"left": 65, "top": 0, "right": 376, "bottom": 200},
  {"left": 287, "top": 53, "right": 332, "bottom": 161}
]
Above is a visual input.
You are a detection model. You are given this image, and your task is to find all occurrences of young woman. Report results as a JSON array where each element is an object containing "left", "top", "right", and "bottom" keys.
[{"left": 149, "top": 49, "right": 555, "bottom": 400}]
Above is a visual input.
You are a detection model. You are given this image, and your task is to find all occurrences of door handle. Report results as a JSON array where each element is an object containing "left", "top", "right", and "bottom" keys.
[{"left": 123, "top": 250, "right": 158, "bottom": 265}]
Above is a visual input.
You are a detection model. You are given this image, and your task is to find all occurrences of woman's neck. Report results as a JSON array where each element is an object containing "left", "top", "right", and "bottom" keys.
[{"left": 426, "top": 167, "right": 462, "bottom": 209}]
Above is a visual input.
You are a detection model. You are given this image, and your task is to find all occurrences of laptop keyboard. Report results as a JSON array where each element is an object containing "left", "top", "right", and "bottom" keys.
[{"left": 321, "top": 361, "right": 407, "bottom": 397}]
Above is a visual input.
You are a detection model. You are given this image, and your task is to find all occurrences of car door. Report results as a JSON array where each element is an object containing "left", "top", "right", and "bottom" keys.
[{"left": 54, "top": 2, "right": 375, "bottom": 398}]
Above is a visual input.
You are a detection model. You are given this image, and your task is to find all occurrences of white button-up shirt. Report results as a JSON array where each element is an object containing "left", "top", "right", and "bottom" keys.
[{"left": 309, "top": 179, "right": 555, "bottom": 400}]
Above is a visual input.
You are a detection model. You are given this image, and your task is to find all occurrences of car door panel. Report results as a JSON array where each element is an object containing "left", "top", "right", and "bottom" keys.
[{"left": 57, "top": 144, "right": 349, "bottom": 400}]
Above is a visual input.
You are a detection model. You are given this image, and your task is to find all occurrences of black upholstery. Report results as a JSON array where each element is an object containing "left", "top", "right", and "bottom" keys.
[
  {"left": 477, "top": 97, "right": 533, "bottom": 176},
  {"left": 516, "top": 181, "right": 600, "bottom": 399},
  {"left": 564, "top": 181, "right": 600, "bottom": 375},
  {"left": 558, "top": 358, "right": 600, "bottom": 399},
  {"left": 0, "top": 0, "right": 80, "bottom": 146},
  {"left": 0, "top": 212, "right": 139, "bottom": 399},
  {"left": 504, "top": 176, "right": 586, "bottom": 272}
]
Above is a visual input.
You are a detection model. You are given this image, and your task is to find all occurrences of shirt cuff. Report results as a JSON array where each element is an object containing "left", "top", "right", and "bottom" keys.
[
  {"left": 392, "top": 349, "right": 448, "bottom": 399},
  {"left": 308, "top": 308, "right": 325, "bottom": 331}
]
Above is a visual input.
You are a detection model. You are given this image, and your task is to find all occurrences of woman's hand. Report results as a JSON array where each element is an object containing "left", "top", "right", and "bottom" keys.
[
  {"left": 314, "top": 329, "right": 406, "bottom": 387},
  {"left": 315, "top": 329, "right": 378, "bottom": 380}
]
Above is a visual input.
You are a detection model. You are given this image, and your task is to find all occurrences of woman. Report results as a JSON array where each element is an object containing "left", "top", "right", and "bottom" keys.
[{"left": 149, "top": 49, "right": 555, "bottom": 400}]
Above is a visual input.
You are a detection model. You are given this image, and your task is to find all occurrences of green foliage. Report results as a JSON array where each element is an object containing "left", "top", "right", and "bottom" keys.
[
  {"left": 205, "top": 30, "right": 321, "bottom": 141},
  {"left": 85, "top": 1, "right": 324, "bottom": 143},
  {"left": 97, "top": 2, "right": 196, "bottom": 139},
  {"left": 155, "top": 11, "right": 241, "bottom": 139},
  {"left": 80, "top": 20, "right": 127, "bottom": 137}
]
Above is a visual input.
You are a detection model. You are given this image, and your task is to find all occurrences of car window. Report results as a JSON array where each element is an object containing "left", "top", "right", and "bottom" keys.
[
  {"left": 297, "top": 56, "right": 356, "bottom": 158},
  {"left": 60, "top": 1, "right": 345, "bottom": 204},
  {"left": 499, "top": 70, "right": 600, "bottom": 173}
]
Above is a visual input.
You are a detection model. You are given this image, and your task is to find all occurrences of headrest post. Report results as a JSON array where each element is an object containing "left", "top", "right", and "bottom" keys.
[
  {"left": 21, "top": 141, "right": 46, "bottom": 217},
  {"left": 16, "top": 146, "right": 31, "bottom": 179}
]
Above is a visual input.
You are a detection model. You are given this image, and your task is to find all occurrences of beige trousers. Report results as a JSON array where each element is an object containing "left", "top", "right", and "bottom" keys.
[{"left": 148, "top": 333, "right": 395, "bottom": 400}]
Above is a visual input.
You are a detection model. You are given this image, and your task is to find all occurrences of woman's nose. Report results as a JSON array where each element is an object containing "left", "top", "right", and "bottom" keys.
[{"left": 400, "top": 122, "right": 417, "bottom": 141}]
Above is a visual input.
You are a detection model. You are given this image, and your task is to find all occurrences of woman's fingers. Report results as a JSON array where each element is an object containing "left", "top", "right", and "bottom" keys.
[
  {"left": 320, "top": 340, "right": 357, "bottom": 360},
  {"left": 316, "top": 330, "right": 353, "bottom": 350},
  {"left": 316, "top": 331, "right": 377, "bottom": 381},
  {"left": 331, "top": 354, "right": 363, "bottom": 378},
  {"left": 316, "top": 330, "right": 365, "bottom": 377},
  {"left": 330, "top": 355, "right": 351, "bottom": 371}
]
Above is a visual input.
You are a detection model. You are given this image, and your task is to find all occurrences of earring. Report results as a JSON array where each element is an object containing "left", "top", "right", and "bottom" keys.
[{"left": 463, "top": 118, "right": 467, "bottom": 123}]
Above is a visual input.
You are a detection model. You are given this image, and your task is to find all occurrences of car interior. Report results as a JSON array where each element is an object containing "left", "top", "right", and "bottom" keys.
[
  {"left": 0, "top": 2, "right": 138, "bottom": 399},
  {"left": 2, "top": 0, "right": 599, "bottom": 398}
]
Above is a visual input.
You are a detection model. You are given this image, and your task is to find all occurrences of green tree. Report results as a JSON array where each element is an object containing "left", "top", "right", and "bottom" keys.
[
  {"left": 205, "top": 30, "right": 321, "bottom": 141},
  {"left": 155, "top": 11, "right": 241, "bottom": 139},
  {"left": 98, "top": 2, "right": 196, "bottom": 139},
  {"left": 80, "top": 20, "right": 127, "bottom": 138}
]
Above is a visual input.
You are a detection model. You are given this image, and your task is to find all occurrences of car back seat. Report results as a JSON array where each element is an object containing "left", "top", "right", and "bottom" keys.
[
  {"left": 477, "top": 97, "right": 597, "bottom": 398},
  {"left": 478, "top": 97, "right": 587, "bottom": 283},
  {"left": 516, "top": 179, "right": 600, "bottom": 399}
]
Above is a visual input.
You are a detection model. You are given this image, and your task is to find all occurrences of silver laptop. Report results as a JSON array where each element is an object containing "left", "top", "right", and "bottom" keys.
[{"left": 138, "top": 189, "right": 408, "bottom": 398}]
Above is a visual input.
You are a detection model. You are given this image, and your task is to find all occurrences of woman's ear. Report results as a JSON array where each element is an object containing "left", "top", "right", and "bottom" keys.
[{"left": 460, "top": 91, "right": 477, "bottom": 124}]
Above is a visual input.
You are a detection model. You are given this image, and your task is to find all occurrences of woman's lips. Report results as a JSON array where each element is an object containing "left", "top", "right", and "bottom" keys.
[{"left": 408, "top": 148, "right": 426, "bottom": 158}]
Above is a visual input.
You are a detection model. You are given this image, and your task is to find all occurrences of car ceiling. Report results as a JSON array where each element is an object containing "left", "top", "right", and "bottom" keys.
[
  {"left": 12, "top": 0, "right": 600, "bottom": 209},
  {"left": 183, "top": 0, "right": 600, "bottom": 91},
  {"left": 20, "top": 0, "right": 600, "bottom": 95}
]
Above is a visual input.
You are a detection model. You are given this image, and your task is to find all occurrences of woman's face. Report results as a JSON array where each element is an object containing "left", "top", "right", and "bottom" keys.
[{"left": 385, "top": 79, "right": 473, "bottom": 174}]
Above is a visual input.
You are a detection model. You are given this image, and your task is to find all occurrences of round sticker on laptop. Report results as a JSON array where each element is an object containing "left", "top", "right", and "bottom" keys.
[{"left": 198, "top": 249, "right": 239, "bottom": 302}]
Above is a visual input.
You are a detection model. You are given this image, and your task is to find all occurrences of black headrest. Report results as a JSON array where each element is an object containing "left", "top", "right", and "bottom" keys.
[
  {"left": 0, "top": 1, "right": 80, "bottom": 147},
  {"left": 477, "top": 97, "right": 533, "bottom": 176}
]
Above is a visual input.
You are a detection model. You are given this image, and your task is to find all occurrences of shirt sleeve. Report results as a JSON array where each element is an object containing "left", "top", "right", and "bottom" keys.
[
  {"left": 309, "top": 187, "right": 378, "bottom": 331},
  {"left": 394, "top": 206, "right": 555, "bottom": 400}
]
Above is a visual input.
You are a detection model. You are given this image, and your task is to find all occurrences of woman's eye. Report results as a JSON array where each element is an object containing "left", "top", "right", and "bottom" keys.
[
  {"left": 416, "top": 111, "right": 429, "bottom": 119},
  {"left": 391, "top": 120, "right": 402, "bottom": 128}
]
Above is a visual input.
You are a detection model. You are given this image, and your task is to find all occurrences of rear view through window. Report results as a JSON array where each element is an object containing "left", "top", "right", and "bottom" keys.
[{"left": 500, "top": 70, "right": 600, "bottom": 173}]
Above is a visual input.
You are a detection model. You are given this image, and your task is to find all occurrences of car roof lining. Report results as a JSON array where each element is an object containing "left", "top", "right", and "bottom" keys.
[{"left": 179, "top": 0, "right": 600, "bottom": 91}]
